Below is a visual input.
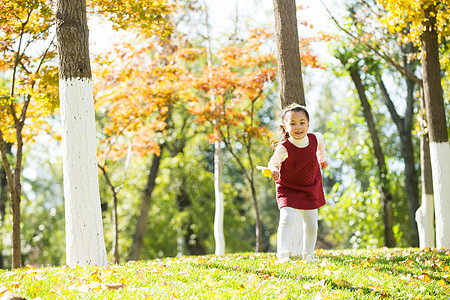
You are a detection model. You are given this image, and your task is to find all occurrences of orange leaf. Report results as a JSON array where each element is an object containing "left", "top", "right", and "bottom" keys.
[{"left": 105, "top": 283, "right": 124, "bottom": 290}]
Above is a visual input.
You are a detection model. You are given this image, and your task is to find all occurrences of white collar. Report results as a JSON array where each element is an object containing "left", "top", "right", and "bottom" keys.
[{"left": 288, "top": 134, "right": 309, "bottom": 148}]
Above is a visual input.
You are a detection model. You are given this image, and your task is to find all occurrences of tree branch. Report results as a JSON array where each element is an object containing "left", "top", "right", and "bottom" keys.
[
  {"left": 319, "top": 0, "right": 422, "bottom": 86},
  {"left": 377, "top": 76, "right": 404, "bottom": 133}
]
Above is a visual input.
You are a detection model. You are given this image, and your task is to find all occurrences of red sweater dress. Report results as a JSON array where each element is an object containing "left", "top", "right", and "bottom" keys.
[{"left": 275, "top": 133, "right": 326, "bottom": 210}]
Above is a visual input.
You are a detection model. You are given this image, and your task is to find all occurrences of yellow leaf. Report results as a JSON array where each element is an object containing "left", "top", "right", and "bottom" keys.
[
  {"left": 418, "top": 274, "right": 430, "bottom": 283},
  {"left": 248, "top": 273, "right": 259, "bottom": 286},
  {"left": 256, "top": 166, "right": 272, "bottom": 178},
  {"left": 334, "top": 280, "right": 352, "bottom": 288},
  {"left": 276, "top": 289, "right": 288, "bottom": 299},
  {"left": 53, "top": 282, "right": 65, "bottom": 291}
]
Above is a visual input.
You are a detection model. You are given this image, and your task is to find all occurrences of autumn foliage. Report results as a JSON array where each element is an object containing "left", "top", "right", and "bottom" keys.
[
  {"left": 93, "top": 21, "right": 332, "bottom": 161},
  {"left": 0, "top": 0, "right": 59, "bottom": 144},
  {"left": 378, "top": 0, "right": 450, "bottom": 44},
  {"left": 93, "top": 40, "right": 196, "bottom": 159}
]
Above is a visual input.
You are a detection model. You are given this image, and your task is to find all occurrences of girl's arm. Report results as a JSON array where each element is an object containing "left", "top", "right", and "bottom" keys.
[
  {"left": 268, "top": 144, "right": 288, "bottom": 181},
  {"left": 315, "top": 132, "right": 327, "bottom": 168}
]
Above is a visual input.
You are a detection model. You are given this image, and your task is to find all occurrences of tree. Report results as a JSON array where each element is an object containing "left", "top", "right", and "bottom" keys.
[
  {"left": 324, "top": 0, "right": 432, "bottom": 247},
  {"left": 202, "top": 0, "right": 225, "bottom": 256},
  {"left": 347, "top": 62, "right": 396, "bottom": 247},
  {"left": 92, "top": 37, "right": 194, "bottom": 259},
  {"left": 0, "top": 0, "right": 58, "bottom": 268},
  {"left": 379, "top": 0, "right": 450, "bottom": 248},
  {"left": 56, "top": 0, "right": 107, "bottom": 266},
  {"left": 0, "top": 142, "right": 10, "bottom": 269},
  {"left": 272, "top": 0, "right": 305, "bottom": 108},
  {"left": 98, "top": 143, "right": 132, "bottom": 264},
  {"left": 190, "top": 28, "right": 277, "bottom": 252}
]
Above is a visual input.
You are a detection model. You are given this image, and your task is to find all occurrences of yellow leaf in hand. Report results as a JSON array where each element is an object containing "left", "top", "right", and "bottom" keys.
[{"left": 256, "top": 166, "right": 272, "bottom": 178}]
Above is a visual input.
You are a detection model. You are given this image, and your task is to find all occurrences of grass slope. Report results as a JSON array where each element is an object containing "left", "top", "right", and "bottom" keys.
[{"left": 0, "top": 248, "right": 449, "bottom": 299}]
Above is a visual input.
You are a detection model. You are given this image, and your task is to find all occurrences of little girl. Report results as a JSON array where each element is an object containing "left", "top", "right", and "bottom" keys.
[{"left": 268, "top": 104, "right": 327, "bottom": 263}]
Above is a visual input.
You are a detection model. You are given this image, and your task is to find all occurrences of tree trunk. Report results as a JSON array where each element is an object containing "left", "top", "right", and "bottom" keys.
[
  {"left": 250, "top": 182, "right": 263, "bottom": 252},
  {"left": 214, "top": 141, "right": 225, "bottom": 255},
  {"left": 0, "top": 113, "right": 25, "bottom": 270},
  {"left": 420, "top": 4, "right": 450, "bottom": 249},
  {"left": 202, "top": 0, "right": 225, "bottom": 255},
  {"left": 56, "top": 0, "right": 107, "bottom": 267},
  {"left": 401, "top": 129, "right": 420, "bottom": 246},
  {"left": 377, "top": 73, "right": 420, "bottom": 246},
  {"left": 416, "top": 126, "right": 435, "bottom": 248},
  {"left": 0, "top": 143, "right": 9, "bottom": 220},
  {"left": 176, "top": 181, "right": 206, "bottom": 256},
  {"left": 349, "top": 68, "right": 396, "bottom": 247},
  {"left": 129, "top": 149, "right": 164, "bottom": 260},
  {"left": 402, "top": 42, "right": 420, "bottom": 246},
  {"left": 272, "top": 0, "right": 305, "bottom": 107},
  {"left": 111, "top": 189, "right": 119, "bottom": 264},
  {"left": 0, "top": 146, "right": 8, "bottom": 269}
]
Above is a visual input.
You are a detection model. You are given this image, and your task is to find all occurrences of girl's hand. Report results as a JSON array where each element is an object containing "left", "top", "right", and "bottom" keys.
[
  {"left": 271, "top": 170, "right": 280, "bottom": 181},
  {"left": 320, "top": 161, "right": 327, "bottom": 169}
]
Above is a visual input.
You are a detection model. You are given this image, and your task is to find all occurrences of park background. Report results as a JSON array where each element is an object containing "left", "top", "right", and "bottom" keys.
[{"left": 1, "top": 0, "right": 449, "bottom": 269}]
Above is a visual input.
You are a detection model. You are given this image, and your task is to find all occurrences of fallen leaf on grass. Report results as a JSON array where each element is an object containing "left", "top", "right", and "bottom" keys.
[
  {"left": 438, "top": 279, "right": 447, "bottom": 286},
  {"left": 367, "top": 285, "right": 391, "bottom": 298},
  {"left": 105, "top": 283, "right": 124, "bottom": 290},
  {"left": 67, "top": 282, "right": 125, "bottom": 293},
  {"left": 334, "top": 280, "right": 352, "bottom": 288},
  {"left": 417, "top": 273, "right": 430, "bottom": 283},
  {"left": 303, "top": 282, "right": 314, "bottom": 291},
  {"left": 247, "top": 274, "right": 259, "bottom": 286},
  {"left": 276, "top": 289, "right": 288, "bottom": 299},
  {"left": 52, "top": 282, "right": 65, "bottom": 292},
  {"left": 314, "top": 290, "right": 327, "bottom": 299}
]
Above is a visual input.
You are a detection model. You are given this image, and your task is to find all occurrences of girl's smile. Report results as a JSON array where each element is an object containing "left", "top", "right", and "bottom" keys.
[{"left": 283, "top": 111, "right": 309, "bottom": 140}]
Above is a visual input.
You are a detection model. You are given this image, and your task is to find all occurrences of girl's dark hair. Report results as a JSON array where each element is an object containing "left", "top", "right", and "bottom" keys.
[{"left": 272, "top": 103, "right": 309, "bottom": 150}]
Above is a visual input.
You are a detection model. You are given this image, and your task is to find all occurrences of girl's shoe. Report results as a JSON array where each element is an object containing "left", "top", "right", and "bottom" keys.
[
  {"left": 276, "top": 251, "right": 291, "bottom": 263},
  {"left": 303, "top": 254, "right": 319, "bottom": 263}
]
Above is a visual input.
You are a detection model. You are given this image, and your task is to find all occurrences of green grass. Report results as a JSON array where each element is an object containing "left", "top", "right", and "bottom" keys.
[{"left": 0, "top": 248, "right": 449, "bottom": 299}]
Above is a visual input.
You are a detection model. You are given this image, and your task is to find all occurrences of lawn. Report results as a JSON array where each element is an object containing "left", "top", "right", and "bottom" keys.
[{"left": 0, "top": 248, "right": 449, "bottom": 299}]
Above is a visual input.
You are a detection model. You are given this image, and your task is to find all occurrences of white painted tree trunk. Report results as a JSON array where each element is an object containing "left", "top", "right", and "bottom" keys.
[
  {"left": 60, "top": 78, "right": 107, "bottom": 267},
  {"left": 202, "top": 0, "right": 225, "bottom": 256},
  {"left": 416, "top": 194, "right": 435, "bottom": 249},
  {"left": 429, "top": 142, "right": 450, "bottom": 249},
  {"left": 214, "top": 141, "right": 225, "bottom": 255}
]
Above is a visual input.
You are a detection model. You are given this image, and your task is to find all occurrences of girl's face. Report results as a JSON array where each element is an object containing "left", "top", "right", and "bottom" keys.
[{"left": 283, "top": 111, "right": 309, "bottom": 140}]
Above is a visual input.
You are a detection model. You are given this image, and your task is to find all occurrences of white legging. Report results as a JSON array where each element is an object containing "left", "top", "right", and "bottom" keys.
[{"left": 277, "top": 206, "right": 318, "bottom": 257}]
